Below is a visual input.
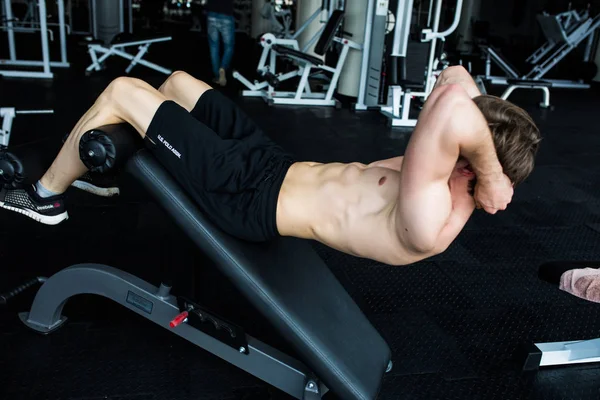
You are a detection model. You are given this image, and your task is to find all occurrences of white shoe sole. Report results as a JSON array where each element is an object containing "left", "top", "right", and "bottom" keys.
[
  {"left": 72, "top": 180, "right": 120, "bottom": 197},
  {"left": 0, "top": 202, "right": 69, "bottom": 225}
]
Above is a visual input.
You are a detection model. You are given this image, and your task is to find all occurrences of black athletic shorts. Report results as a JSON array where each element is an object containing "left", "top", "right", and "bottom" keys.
[{"left": 145, "top": 89, "right": 294, "bottom": 242}]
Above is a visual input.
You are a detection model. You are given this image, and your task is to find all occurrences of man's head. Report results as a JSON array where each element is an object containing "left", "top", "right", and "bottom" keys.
[{"left": 472, "top": 95, "right": 542, "bottom": 186}]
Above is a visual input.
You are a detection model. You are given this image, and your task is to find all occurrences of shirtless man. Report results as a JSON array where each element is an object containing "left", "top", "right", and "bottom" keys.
[{"left": 0, "top": 66, "right": 540, "bottom": 266}]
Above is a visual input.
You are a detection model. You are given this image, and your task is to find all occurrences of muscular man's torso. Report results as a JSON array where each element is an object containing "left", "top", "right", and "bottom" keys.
[
  {"left": 277, "top": 160, "right": 435, "bottom": 265},
  {"left": 275, "top": 155, "right": 477, "bottom": 266}
]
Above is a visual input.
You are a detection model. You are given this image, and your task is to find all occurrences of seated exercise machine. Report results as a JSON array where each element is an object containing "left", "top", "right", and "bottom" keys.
[
  {"left": 12, "top": 124, "right": 393, "bottom": 399},
  {"left": 478, "top": 8, "right": 600, "bottom": 107},
  {"left": 0, "top": 107, "right": 53, "bottom": 188},
  {"left": 233, "top": 9, "right": 361, "bottom": 107},
  {"left": 354, "top": 0, "right": 464, "bottom": 127},
  {"left": 83, "top": 35, "right": 173, "bottom": 76}
]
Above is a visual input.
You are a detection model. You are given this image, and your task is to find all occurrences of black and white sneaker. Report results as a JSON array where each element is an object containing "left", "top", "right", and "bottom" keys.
[
  {"left": 0, "top": 185, "right": 68, "bottom": 225},
  {"left": 71, "top": 171, "right": 120, "bottom": 197}
]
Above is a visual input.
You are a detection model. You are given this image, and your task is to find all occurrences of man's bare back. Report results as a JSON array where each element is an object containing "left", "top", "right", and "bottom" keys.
[{"left": 276, "top": 71, "right": 512, "bottom": 266}]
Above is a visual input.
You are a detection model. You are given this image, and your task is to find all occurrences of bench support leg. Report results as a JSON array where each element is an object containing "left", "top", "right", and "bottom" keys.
[{"left": 19, "top": 263, "right": 327, "bottom": 399}]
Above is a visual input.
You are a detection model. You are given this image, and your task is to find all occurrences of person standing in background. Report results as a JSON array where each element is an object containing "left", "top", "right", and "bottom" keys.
[{"left": 202, "top": 0, "right": 235, "bottom": 86}]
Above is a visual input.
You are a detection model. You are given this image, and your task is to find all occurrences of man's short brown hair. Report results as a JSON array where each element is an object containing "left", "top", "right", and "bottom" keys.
[{"left": 473, "top": 95, "right": 541, "bottom": 186}]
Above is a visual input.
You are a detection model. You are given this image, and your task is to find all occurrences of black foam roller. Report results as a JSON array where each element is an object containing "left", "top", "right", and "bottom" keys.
[
  {"left": 78, "top": 124, "right": 143, "bottom": 174},
  {"left": 0, "top": 150, "right": 25, "bottom": 189}
]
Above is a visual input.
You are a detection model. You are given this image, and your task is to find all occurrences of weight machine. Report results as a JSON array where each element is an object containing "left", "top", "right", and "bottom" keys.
[
  {"left": 355, "top": 0, "right": 463, "bottom": 128},
  {"left": 479, "top": 8, "right": 600, "bottom": 103},
  {"left": 233, "top": 0, "right": 337, "bottom": 86},
  {"left": 233, "top": 1, "right": 360, "bottom": 107},
  {"left": 0, "top": 0, "right": 69, "bottom": 79}
]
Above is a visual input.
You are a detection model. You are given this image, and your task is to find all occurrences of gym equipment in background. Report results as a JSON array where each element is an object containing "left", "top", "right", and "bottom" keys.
[
  {"left": 0, "top": 107, "right": 54, "bottom": 148},
  {"left": 84, "top": 35, "right": 173, "bottom": 75},
  {"left": 520, "top": 339, "right": 600, "bottom": 371},
  {"left": 518, "top": 261, "right": 600, "bottom": 371},
  {"left": 89, "top": 0, "right": 133, "bottom": 40},
  {"left": 261, "top": 0, "right": 294, "bottom": 39},
  {"left": 0, "top": 0, "right": 69, "bottom": 78},
  {"left": 0, "top": 107, "right": 52, "bottom": 188},
  {"left": 233, "top": 9, "right": 361, "bottom": 107},
  {"left": 478, "top": 8, "right": 600, "bottom": 105},
  {"left": 354, "top": 0, "right": 464, "bottom": 128},
  {"left": 14, "top": 123, "right": 393, "bottom": 400},
  {"left": 235, "top": 0, "right": 339, "bottom": 95},
  {"left": 82, "top": 0, "right": 171, "bottom": 75}
]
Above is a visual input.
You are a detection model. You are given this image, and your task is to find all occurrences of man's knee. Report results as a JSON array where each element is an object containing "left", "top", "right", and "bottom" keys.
[
  {"left": 158, "top": 70, "right": 190, "bottom": 94},
  {"left": 102, "top": 76, "right": 157, "bottom": 118},
  {"left": 158, "top": 71, "right": 212, "bottom": 107},
  {"left": 104, "top": 76, "right": 140, "bottom": 102}
]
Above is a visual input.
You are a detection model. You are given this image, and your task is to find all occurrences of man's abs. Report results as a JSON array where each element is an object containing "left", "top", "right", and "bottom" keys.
[{"left": 276, "top": 161, "right": 417, "bottom": 265}]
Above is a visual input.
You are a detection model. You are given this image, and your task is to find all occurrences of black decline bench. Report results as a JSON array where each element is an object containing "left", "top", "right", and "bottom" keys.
[{"left": 17, "top": 124, "right": 392, "bottom": 399}]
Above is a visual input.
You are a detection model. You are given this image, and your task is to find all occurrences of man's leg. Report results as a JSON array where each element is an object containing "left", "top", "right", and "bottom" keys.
[
  {"left": 42, "top": 77, "right": 165, "bottom": 194},
  {"left": 157, "top": 71, "right": 267, "bottom": 143},
  {"left": 219, "top": 14, "right": 236, "bottom": 86},
  {"left": 0, "top": 77, "right": 167, "bottom": 224},
  {"left": 73, "top": 71, "right": 215, "bottom": 198},
  {"left": 158, "top": 70, "right": 213, "bottom": 112},
  {"left": 206, "top": 13, "right": 222, "bottom": 83}
]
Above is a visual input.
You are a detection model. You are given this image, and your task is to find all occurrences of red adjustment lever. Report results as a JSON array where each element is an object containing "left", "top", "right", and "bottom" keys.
[{"left": 169, "top": 311, "right": 189, "bottom": 328}]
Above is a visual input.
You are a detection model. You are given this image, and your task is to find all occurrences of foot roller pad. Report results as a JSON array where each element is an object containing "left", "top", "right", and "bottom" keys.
[{"left": 78, "top": 124, "right": 144, "bottom": 174}]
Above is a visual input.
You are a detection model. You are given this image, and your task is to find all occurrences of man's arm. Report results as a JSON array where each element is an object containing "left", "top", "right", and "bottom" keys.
[
  {"left": 397, "top": 84, "right": 503, "bottom": 253},
  {"left": 434, "top": 66, "right": 482, "bottom": 99}
]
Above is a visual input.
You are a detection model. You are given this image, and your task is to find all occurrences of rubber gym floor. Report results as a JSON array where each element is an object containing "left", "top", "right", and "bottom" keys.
[{"left": 1, "top": 31, "right": 600, "bottom": 400}]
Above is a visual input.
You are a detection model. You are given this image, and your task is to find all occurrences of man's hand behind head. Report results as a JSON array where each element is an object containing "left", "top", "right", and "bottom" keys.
[{"left": 474, "top": 172, "right": 514, "bottom": 214}]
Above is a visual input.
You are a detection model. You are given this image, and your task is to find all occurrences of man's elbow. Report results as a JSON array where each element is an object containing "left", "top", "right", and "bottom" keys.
[
  {"left": 442, "top": 65, "right": 470, "bottom": 77},
  {"left": 407, "top": 235, "right": 437, "bottom": 256}
]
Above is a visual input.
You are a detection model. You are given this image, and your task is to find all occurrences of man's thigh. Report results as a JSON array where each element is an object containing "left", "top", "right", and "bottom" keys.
[{"left": 190, "top": 90, "right": 268, "bottom": 142}]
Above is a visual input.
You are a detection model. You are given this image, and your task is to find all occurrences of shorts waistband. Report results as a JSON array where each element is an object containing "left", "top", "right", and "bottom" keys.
[{"left": 263, "top": 156, "right": 295, "bottom": 239}]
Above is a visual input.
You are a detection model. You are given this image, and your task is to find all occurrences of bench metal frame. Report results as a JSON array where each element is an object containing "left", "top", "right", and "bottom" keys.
[
  {"left": 501, "top": 83, "right": 551, "bottom": 109},
  {"left": 86, "top": 36, "right": 173, "bottom": 75},
  {"left": 20, "top": 263, "right": 329, "bottom": 400}
]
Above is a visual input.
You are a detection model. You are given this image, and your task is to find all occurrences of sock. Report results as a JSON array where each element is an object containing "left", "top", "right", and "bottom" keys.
[{"left": 35, "top": 180, "right": 60, "bottom": 198}]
